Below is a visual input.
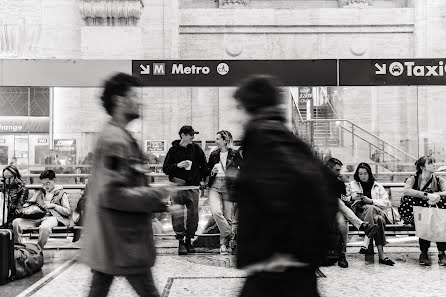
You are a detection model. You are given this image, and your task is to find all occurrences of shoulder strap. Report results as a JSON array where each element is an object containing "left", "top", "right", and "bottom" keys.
[{"left": 421, "top": 176, "right": 434, "bottom": 192}]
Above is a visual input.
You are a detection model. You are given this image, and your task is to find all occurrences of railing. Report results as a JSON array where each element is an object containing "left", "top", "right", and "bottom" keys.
[{"left": 302, "top": 119, "right": 417, "bottom": 162}]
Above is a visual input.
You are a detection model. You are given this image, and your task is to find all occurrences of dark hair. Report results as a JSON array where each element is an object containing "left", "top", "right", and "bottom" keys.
[
  {"left": 217, "top": 130, "right": 233, "bottom": 147},
  {"left": 234, "top": 75, "right": 282, "bottom": 114},
  {"left": 353, "top": 162, "right": 375, "bottom": 183},
  {"left": 415, "top": 156, "right": 435, "bottom": 175},
  {"left": 3, "top": 165, "right": 21, "bottom": 180},
  {"left": 40, "top": 170, "right": 56, "bottom": 180},
  {"left": 101, "top": 73, "right": 141, "bottom": 116},
  {"left": 326, "top": 158, "right": 343, "bottom": 169}
]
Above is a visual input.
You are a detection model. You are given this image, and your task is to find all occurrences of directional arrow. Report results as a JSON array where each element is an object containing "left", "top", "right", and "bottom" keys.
[
  {"left": 375, "top": 63, "right": 386, "bottom": 75},
  {"left": 140, "top": 64, "right": 150, "bottom": 75}
]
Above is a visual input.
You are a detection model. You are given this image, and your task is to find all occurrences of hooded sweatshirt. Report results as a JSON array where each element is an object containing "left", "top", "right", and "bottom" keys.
[{"left": 163, "top": 140, "right": 208, "bottom": 186}]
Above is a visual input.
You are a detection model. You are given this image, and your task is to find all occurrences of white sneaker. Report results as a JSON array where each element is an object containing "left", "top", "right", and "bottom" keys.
[{"left": 220, "top": 244, "right": 229, "bottom": 255}]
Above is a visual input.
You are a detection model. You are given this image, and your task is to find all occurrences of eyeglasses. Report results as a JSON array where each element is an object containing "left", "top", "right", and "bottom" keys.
[{"left": 41, "top": 181, "right": 53, "bottom": 187}]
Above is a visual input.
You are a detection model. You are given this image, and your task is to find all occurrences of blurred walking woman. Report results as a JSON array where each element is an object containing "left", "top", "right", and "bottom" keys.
[
  {"left": 207, "top": 130, "right": 242, "bottom": 254},
  {"left": 1, "top": 165, "right": 28, "bottom": 228},
  {"left": 349, "top": 162, "right": 395, "bottom": 266}
]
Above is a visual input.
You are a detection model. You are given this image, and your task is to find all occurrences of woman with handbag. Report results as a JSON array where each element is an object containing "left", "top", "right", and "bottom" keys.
[
  {"left": 349, "top": 162, "right": 395, "bottom": 266},
  {"left": 207, "top": 130, "right": 242, "bottom": 254},
  {"left": 0, "top": 165, "right": 28, "bottom": 228},
  {"left": 402, "top": 156, "right": 446, "bottom": 266}
]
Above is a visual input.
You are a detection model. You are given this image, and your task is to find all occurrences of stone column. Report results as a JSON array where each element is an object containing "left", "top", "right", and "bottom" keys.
[{"left": 218, "top": 0, "right": 249, "bottom": 9}]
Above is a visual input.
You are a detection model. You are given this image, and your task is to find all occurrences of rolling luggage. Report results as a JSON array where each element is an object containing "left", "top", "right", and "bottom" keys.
[{"left": 0, "top": 229, "right": 16, "bottom": 285}]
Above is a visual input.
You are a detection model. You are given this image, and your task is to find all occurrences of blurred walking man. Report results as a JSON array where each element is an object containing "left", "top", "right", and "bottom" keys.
[
  {"left": 83, "top": 73, "right": 180, "bottom": 297},
  {"left": 232, "top": 75, "right": 338, "bottom": 297}
]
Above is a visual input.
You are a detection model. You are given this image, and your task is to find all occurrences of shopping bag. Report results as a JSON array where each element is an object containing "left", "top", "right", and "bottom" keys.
[
  {"left": 414, "top": 206, "right": 446, "bottom": 242},
  {"left": 0, "top": 193, "right": 8, "bottom": 226}
]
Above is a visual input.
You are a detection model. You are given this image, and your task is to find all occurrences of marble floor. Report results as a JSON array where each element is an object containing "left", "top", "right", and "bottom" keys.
[{"left": 2, "top": 243, "right": 446, "bottom": 297}]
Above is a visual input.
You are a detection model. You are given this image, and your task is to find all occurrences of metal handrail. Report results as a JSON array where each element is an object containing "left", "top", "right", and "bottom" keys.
[
  {"left": 304, "top": 119, "right": 417, "bottom": 161},
  {"left": 338, "top": 122, "right": 400, "bottom": 161}
]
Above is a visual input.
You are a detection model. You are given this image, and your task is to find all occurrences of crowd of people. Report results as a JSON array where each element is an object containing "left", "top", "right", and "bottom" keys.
[{"left": 1, "top": 73, "right": 446, "bottom": 297}]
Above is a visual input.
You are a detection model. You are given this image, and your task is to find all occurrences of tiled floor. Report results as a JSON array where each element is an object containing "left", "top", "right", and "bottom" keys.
[{"left": 2, "top": 245, "right": 445, "bottom": 297}]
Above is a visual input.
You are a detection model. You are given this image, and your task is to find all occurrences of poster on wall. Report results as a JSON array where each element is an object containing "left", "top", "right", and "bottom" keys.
[
  {"left": 0, "top": 146, "right": 8, "bottom": 165},
  {"left": 145, "top": 140, "right": 166, "bottom": 153},
  {"left": 54, "top": 139, "right": 77, "bottom": 166}
]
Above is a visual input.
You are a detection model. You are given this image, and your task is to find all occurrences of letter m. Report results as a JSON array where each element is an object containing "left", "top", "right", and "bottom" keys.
[{"left": 153, "top": 63, "right": 165, "bottom": 75}]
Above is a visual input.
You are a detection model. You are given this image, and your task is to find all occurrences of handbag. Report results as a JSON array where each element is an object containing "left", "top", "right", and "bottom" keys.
[
  {"left": 398, "top": 175, "right": 436, "bottom": 225},
  {"left": 19, "top": 203, "right": 46, "bottom": 220},
  {"left": 414, "top": 205, "right": 446, "bottom": 242}
]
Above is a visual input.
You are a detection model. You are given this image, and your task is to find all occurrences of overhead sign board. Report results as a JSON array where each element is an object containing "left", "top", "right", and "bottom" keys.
[{"left": 132, "top": 60, "right": 338, "bottom": 87}]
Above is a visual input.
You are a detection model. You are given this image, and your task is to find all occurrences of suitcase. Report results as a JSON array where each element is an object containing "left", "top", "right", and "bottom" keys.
[{"left": 0, "top": 229, "right": 15, "bottom": 285}]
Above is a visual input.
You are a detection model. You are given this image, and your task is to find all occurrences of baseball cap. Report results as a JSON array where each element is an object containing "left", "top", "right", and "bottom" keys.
[{"left": 179, "top": 125, "right": 199, "bottom": 135}]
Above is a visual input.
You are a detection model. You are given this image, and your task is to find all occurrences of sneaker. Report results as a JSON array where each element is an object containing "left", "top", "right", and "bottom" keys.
[
  {"left": 338, "top": 255, "right": 348, "bottom": 268},
  {"left": 438, "top": 253, "right": 446, "bottom": 266},
  {"left": 419, "top": 253, "right": 431, "bottom": 266},
  {"left": 178, "top": 240, "right": 188, "bottom": 255},
  {"left": 185, "top": 239, "right": 196, "bottom": 253},
  {"left": 359, "top": 222, "right": 378, "bottom": 238},
  {"left": 220, "top": 244, "right": 229, "bottom": 255}
]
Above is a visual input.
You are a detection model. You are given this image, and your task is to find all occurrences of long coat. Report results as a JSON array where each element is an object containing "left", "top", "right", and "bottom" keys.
[
  {"left": 82, "top": 121, "right": 168, "bottom": 275},
  {"left": 233, "top": 107, "right": 338, "bottom": 268}
]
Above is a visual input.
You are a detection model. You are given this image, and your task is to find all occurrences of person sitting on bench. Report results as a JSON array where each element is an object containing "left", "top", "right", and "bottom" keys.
[{"left": 12, "top": 170, "right": 71, "bottom": 248}]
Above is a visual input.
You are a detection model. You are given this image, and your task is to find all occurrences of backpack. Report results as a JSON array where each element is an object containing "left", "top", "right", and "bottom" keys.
[{"left": 14, "top": 243, "right": 44, "bottom": 279}]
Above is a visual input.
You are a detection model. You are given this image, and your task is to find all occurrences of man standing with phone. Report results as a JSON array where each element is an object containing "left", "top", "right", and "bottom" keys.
[{"left": 163, "top": 125, "right": 208, "bottom": 255}]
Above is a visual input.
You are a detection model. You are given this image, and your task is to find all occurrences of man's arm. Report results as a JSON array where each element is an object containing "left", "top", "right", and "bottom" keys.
[
  {"left": 99, "top": 142, "right": 168, "bottom": 213},
  {"left": 162, "top": 148, "right": 178, "bottom": 177}
]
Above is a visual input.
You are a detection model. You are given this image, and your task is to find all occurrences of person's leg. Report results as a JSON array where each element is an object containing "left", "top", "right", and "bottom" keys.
[
  {"left": 436, "top": 242, "right": 446, "bottom": 266},
  {"left": 240, "top": 268, "right": 319, "bottom": 297},
  {"left": 335, "top": 212, "right": 348, "bottom": 255},
  {"left": 170, "top": 191, "right": 186, "bottom": 241},
  {"left": 222, "top": 199, "right": 234, "bottom": 245},
  {"left": 12, "top": 218, "right": 40, "bottom": 244},
  {"left": 184, "top": 189, "right": 199, "bottom": 240},
  {"left": 209, "top": 188, "right": 231, "bottom": 245},
  {"left": 419, "top": 239, "right": 431, "bottom": 254},
  {"left": 126, "top": 270, "right": 160, "bottom": 297},
  {"left": 38, "top": 217, "right": 59, "bottom": 248},
  {"left": 338, "top": 199, "right": 362, "bottom": 229},
  {"left": 419, "top": 239, "right": 432, "bottom": 265},
  {"left": 335, "top": 211, "right": 348, "bottom": 268},
  {"left": 88, "top": 270, "right": 114, "bottom": 297},
  {"left": 361, "top": 206, "right": 386, "bottom": 249}
]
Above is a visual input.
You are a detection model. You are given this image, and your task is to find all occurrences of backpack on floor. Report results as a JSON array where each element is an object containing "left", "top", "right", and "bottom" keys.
[{"left": 14, "top": 243, "right": 44, "bottom": 279}]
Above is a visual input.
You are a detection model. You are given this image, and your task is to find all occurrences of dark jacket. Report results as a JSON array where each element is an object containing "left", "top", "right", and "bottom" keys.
[
  {"left": 207, "top": 148, "right": 243, "bottom": 189},
  {"left": 163, "top": 140, "right": 207, "bottom": 186},
  {"left": 233, "top": 107, "right": 338, "bottom": 268},
  {"left": 1, "top": 180, "right": 28, "bottom": 226},
  {"left": 83, "top": 121, "right": 168, "bottom": 275}
]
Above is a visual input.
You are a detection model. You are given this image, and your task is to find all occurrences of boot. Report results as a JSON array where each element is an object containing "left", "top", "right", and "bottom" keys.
[
  {"left": 185, "top": 238, "right": 196, "bottom": 253},
  {"left": 178, "top": 240, "right": 188, "bottom": 255}
]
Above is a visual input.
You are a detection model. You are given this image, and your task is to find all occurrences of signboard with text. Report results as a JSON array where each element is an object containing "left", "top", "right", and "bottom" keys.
[
  {"left": 145, "top": 140, "right": 166, "bottom": 152},
  {"left": 339, "top": 59, "right": 446, "bottom": 86},
  {"left": 54, "top": 139, "right": 77, "bottom": 165},
  {"left": 0, "top": 116, "right": 49, "bottom": 133},
  {"left": 133, "top": 60, "right": 338, "bottom": 87},
  {"left": 298, "top": 87, "right": 313, "bottom": 104}
]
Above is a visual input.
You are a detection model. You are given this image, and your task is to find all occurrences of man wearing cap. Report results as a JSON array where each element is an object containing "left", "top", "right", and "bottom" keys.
[{"left": 163, "top": 125, "right": 208, "bottom": 255}]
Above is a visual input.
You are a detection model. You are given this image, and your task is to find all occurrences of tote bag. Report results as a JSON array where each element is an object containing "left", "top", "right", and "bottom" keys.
[{"left": 414, "top": 205, "right": 446, "bottom": 242}]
